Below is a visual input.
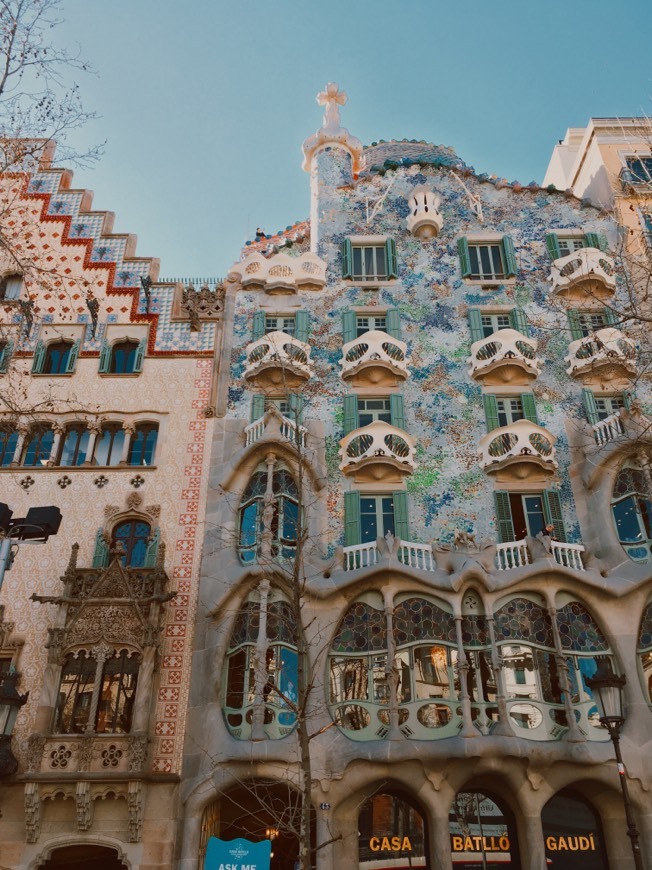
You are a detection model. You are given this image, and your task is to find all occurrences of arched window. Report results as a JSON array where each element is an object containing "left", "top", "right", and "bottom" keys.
[
  {"left": 238, "top": 465, "right": 299, "bottom": 563},
  {"left": 542, "top": 790, "right": 609, "bottom": 868},
  {"left": 21, "top": 426, "right": 54, "bottom": 466},
  {"left": 54, "top": 648, "right": 140, "bottom": 734},
  {"left": 111, "top": 520, "right": 151, "bottom": 567},
  {"left": 449, "top": 791, "right": 520, "bottom": 868},
  {"left": 358, "top": 792, "right": 428, "bottom": 869},
  {"left": 224, "top": 588, "right": 298, "bottom": 740},
  {"left": 58, "top": 424, "right": 90, "bottom": 466},
  {"left": 92, "top": 424, "right": 124, "bottom": 466},
  {"left": 44, "top": 340, "right": 75, "bottom": 374},
  {"left": 127, "top": 422, "right": 158, "bottom": 466},
  {"left": 0, "top": 428, "right": 18, "bottom": 466},
  {"left": 638, "top": 601, "right": 652, "bottom": 708},
  {"left": 611, "top": 458, "right": 652, "bottom": 562},
  {"left": 110, "top": 340, "right": 140, "bottom": 374}
]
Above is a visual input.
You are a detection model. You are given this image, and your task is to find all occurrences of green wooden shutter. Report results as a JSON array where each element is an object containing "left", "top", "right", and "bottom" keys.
[
  {"left": 494, "top": 491, "right": 515, "bottom": 543},
  {"left": 567, "top": 309, "right": 583, "bottom": 341},
  {"left": 251, "top": 394, "right": 266, "bottom": 422},
  {"left": 344, "top": 491, "right": 361, "bottom": 546},
  {"left": 343, "top": 395, "right": 359, "bottom": 435},
  {"left": 623, "top": 390, "right": 635, "bottom": 410},
  {"left": 144, "top": 528, "right": 160, "bottom": 568},
  {"left": 132, "top": 338, "right": 146, "bottom": 373},
  {"left": 92, "top": 529, "right": 110, "bottom": 568},
  {"left": 64, "top": 339, "right": 80, "bottom": 374},
  {"left": 483, "top": 394, "right": 500, "bottom": 432},
  {"left": 502, "top": 235, "right": 518, "bottom": 277},
  {"left": 583, "top": 232, "right": 602, "bottom": 250},
  {"left": 509, "top": 308, "right": 528, "bottom": 336},
  {"left": 386, "top": 308, "right": 401, "bottom": 339},
  {"left": 468, "top": 308, "right": 484, "bottom": 343},
  {"left": 98, "top": 340, "right": 111, "bottom": 373},
  {"left": 597, "top": 232, "right": 609, "bottom": 252},
  {"left": 342, "top": 310, "right": 357, "bottom": 344},
  {"left": 521, "top": 393, "right": 538, "bottom": 424},
  {"left": 602, "top": 306, "right": 619, "bottom": 327},
  {"left": 295, "top": 310, "right": 309, "bottom": 343},
  {"left": 392, "top": 491, "right": 410, "bottom": 541},
  {"left": 289, "top": 393, "right": 304, "bottom": 424},
  {"left": 385, "top": 238, "right": 398, "bottom": 279},
  {"left": 252, "top": 311, "right": 266, "bottom": 340},
  {"left": 32, "top": 339, "right": 45, "bottom": 373},
  {"left": 543, "top": 490, "right": 566, "bottom": 542},
  {"left": 0, "top": 339, "right": 13, "bottom": 374},
  {"left": 342, "top": 239, "right": 353, "bottom": 279},
  {"left": 458, "top": 237, "right": 471, "bottom": 278},
  {"left": 545, "top": 233, "right": 562, "bottom": 260},
  {"left": 582, "top": 388, "right": 599, "bottom": 425},
  {"left": 390, "top": 394, "right": 406, "bottom": 430}
]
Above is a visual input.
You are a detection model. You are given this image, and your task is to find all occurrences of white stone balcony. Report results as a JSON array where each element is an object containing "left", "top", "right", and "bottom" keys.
[
  {"left": 565, "top": 328, "right": 637, "bottom": 380},
  {"left": 244, "top": 331, "right": 313, "bottom": 385},
  {"left": 468, "top": 328, "right": 541, "bottom": 384},
  {"left": 339, "top": 420, "right": 416, "bottom": 480},
  {"left": 550, "top": 248, "right": 616, "bottom": 297},
  {"left": 339, "top": 330, "right": 409, "bottom": 385},
  {"left": 229, "top": 251, "right": 327, "bottom": 293},
  {"left": 343, "top": 541, "right": 379, "bottom": 570},
  {"left": 478, "top": 419, "right": 557, "bottom": 475},
  {"left": 406, "top": 186, "right": 443, "bottom": 239},
  {"left": 550, "top": 541, "right": 586, "bottom": 570},
  {"left": 245, "top": 410, "right": 307, "bottom": 449},
  {"left": 495, "top": 538, "right": 586, "bottom": 571},
  {"left": 592, "top": 411, "right": 625, "bottom": 446}
]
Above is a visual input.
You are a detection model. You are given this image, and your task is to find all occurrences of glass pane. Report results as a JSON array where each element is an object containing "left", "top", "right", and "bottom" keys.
[
  {"left": 0, "top": 431, "right": 18, "bottom": 466},
  {"left": 353, "top": 247, "right": 362, "bottom": 278},
  {"left": 612, "top": 497, "right": 644, "bottom": 543},
  {"left": 381, "top": 496, "right": 395, "bottom": 537},
  {"left": 226, "top": 648, "right": 247, "bottom": 708},
  {"left": 364, "top": 247, "right": 375, "bottom": 280},
  {"left": 359, "top": 794, "right": 427, "bottom": 868},
  {"left": 523, "top": 495, "right": 545, "bottom": 536},
  {"left": 449, "top": 792, "right": 517, "bottom": 868},
  {"left": 413, "top": 645, "right": 451, "bottom": 698},
  {"left": 360, "top": 497, "right": 379, "bottom": 542},
  {"left": 330, "top": 657, "right": 368, "bottom": 702},
  {"left": 375, "top": 246, "right": 386, "bottom": 279}
]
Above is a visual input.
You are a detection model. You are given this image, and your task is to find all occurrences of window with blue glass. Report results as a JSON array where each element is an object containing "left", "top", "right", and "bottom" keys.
[
  {"left": 611, "top": 459, "right": 652, "bottom": 562},
  {"left": 21, "top": 426, "right": 54, "bottom": 466},
  {"left": 44, "top": 341, "right": 74, "bottom": 374},
  {"left": 111, "top": 520, "right": 151, "bottom": 567},
  {"left": 58, "top": 425, "right": 90, "bottom": 466},
  {"left": 110, "top": 340, "right": 139, "bottom": 374},
  {"left": 127, "top": 423, "right": 158, "bottom": 466},
  {"left": 0, "top": 429, "right": 18, "bottom": 466},
  {"left": 238, "top": 466, "right": 299, "bottom": 564}
]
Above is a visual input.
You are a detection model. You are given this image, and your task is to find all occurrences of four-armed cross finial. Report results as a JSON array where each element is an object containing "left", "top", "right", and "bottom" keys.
[{"left": 317, "top": 82, "right": 348, "bottom": 132}]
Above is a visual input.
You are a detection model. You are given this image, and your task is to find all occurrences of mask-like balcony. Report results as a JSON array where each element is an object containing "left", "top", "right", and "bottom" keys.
[
  {"left": 468, "top": 329, "right": 541, "bottom": 385},
  {"left": 244, "top": 331, "right": 313, "bottom": 387},
  {"left": 550, "top": 248, "right": 616, "bottom": 298},
  {"left": 565, "top": 328, "right": 637, "bottom": 381},
  {"left": 479, "top": 419, "right": 557, "bottom": 477},
  {"left": 406, "top": 186, "right": 443, "bottom": 239},
  {"left": 229, "top": 251, "right": 327, "bottom": 293},
  {"left": 339, "top": 420, "right": 416, "bottom": 482},
  {"left": 339, "top": 330, "right": 409, "bottom": 386}
]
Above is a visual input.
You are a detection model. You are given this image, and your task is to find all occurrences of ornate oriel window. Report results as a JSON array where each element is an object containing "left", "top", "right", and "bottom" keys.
[
  {"left": 238, "top": 462, "right": 299, "bottom": 564},
  {"left": 611, "top": 458, "right": 652, "bottom": 562}
]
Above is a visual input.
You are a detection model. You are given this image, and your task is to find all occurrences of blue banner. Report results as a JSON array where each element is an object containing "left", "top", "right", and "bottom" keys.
[{"left": 205, "top": 837, "right": 272, "bottom": 870}]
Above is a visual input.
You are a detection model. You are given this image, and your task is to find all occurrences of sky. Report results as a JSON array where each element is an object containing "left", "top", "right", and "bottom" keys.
[{"left": 54, "top": 0, "right": 652, "bottom": 279}]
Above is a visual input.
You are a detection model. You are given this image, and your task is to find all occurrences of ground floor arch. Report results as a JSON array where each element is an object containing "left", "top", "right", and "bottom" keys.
[
  {"left": 38, "top": 844, "right": 128, "bottom": 870},
  {"left": 358, "top": 789, "right": 429, "bottom": 869}
]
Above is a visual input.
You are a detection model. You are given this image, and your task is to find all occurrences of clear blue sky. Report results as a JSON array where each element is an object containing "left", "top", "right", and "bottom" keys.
[{"left": 57, "top": 0, "right": 652, "bottom": 278}]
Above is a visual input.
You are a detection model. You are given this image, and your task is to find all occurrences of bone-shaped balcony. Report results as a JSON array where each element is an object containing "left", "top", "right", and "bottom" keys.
[
  {"left": 550, "top": 248, "right": 616, "bottom": 298},
  {"left": 229, "top": 251, "right": 327, "bottom": 293},
  {"left": 339, "top": 330, "right": 409, "bottom": 386},
  {"left": 565, "top": 328, "right": 637, "bottom": 380},
  {"left": 478, "top": 419, "right": 557, "bottom": 476},
  {"left": 244, "top": 331, "right": 313, "bottom": 387},
  {"left": 339, "top": 420, "right": 416, "bottom": 482},
  {"left": 468, "top": 329, "right": 540, "bottom": 385}
]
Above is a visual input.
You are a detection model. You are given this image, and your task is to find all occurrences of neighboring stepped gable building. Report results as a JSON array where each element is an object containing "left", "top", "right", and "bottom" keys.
[
  {"left": 0, "top": 142, "right": 222, "bottom": 869},
  {"left": 180, "top": 89, "right": 652, "bottom": 870}
]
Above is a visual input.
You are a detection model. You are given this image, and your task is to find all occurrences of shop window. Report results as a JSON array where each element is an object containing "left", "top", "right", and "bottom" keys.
[
  {"left": 53, "top": 649, "right": 140, "bottom": 734},
  {"left": 92, "top": 424, "right": 124, "bottom": 466},
  {"left": 542, "top": 791, "right": 609, "bottom": 869},
  {"left": 637, "top": 601, "right": 652, "bottom": 707},
  {"left": 238, "top": 466, "right": 299, "bottom": 564},
  {"left": 458, "top": 236, "right": 517, "bottom": 283},
  {"left": 611, "top": 458, "right": 652, "bottom": 562},
  {"left": 0, "top": 428, "right": 18, "bottom": 466},
  {"left": 32, "top": 339, "right": 79, "bottom": 375},
  {"left": 58, "top": 425, "right": 90, "bottom": 466},
  {"left": 342, "top": 238, "right": 398, "bottom": 282},
  {"left": 0, "top": 273, "right": 22, "bottom": 301},
  {"left": 449, "top": 791, "right": 521, "bottom": 869},
  {"left": 358, "top": 792, "right": 427, "bottom": 869},
  {"left": 127, "top": 423, "right": 158, "bottom": 466},
  {"left": 21, "top": 426, "right": 54, "bottom": 466}
]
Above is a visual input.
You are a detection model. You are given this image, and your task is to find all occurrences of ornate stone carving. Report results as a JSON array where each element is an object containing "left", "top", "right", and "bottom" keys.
[
  {"left": 48, "top": 743, "right": 72, "bottom": 769},
  {"left": 128, "top": 734, "right": 149, "bottom": 773},
  {"left": 25, "top": 734, "right": 46, "bottom": 772},
  {"left": 104, "top": 504, "right": 121, "bottom": 519},
  {"left": 128, "top": 780, "right": 143, "bottom": 842},
  {"left": 181, "top": 282, "right": 225, "bottom": 330},
  {"left": 100, "top": 743, "right": 124, "bottom": 768},
  {"left": 75, "top": 780, "right": 92, "bottom": 830},
  {"left": 77, "top": 735, "right": 95, "bottom": 772},
  {"left": 126, "top": 492, "right": 143, "bottom": 510},
  {"left": 144, "top": 504, "right": 160, "bottom": 519},
  {"left": 66, "top": 604, "right": 144, "bottom": 650},
  {"left": 24, "top": 781, "right": 41, "bottom": 843}
]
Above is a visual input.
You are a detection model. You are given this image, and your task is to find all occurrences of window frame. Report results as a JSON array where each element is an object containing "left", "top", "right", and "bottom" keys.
[
  {"left": 342, "top": 237, "right": 398, "bottom": 284},
  {"left": 459, "top": 236, "right": 517, "bottom": 284},
  {"left": 0, "top": 273, "right": 22, "bottom": 301}
]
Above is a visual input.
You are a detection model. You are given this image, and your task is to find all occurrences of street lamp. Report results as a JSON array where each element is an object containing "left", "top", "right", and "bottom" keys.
[
  {"left": 0, "top": 670, "right": 28, "bottom": 777},
  {"left": 586, "top": 656, "right": 644, "bottom": 870},
  {"left": 0, "top": 502, "right": 62, "bottom": 591}
]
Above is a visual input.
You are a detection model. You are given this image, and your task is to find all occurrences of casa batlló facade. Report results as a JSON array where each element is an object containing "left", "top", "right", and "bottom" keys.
[{"left": 0, "top": 92, "right": 651, "bottom": 870}]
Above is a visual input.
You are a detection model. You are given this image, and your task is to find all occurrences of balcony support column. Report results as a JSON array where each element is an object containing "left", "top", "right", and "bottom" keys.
[
  {"left": 454, "top": 616, "right": 477, "bottom": 738},
  {"left": 548, "top": 605, "right": 585, "bottom": 743}
]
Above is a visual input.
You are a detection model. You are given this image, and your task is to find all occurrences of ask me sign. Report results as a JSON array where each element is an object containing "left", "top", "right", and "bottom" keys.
[{"left": 205, "top": 837, "right": 272, "bottom": 870}]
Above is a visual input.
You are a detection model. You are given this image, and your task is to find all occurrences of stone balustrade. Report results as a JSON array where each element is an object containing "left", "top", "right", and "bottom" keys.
[
  {"left": 592, "top": 411, "right": 625, "bottom": 446},
  {"left": 244, "top": 413, "right": 307, "bottom": 449}
]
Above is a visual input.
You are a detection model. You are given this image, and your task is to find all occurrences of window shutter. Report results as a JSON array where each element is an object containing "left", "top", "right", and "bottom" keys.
[
  {"left": 483, "top": 394, "right": 500, "bottom": 432},
  {"left": 597, "top": 232, "right": 609, "bottom": 252},
  {"left": 342, "top": 310, "right": 357, "bottom": 344},
  {"left": 494, "top": 491, "right": 515, "bottom": 543},
  {"left": 521, "top": 393, "right": 538, "bottom": 424},
  {"left": 502, "top": 235, "right": 518, "bottom": 277},
  {"left": 390, "top": 394, "right": 406, "bottom": 430},
  {"left": 32, "top": 339, "right": 45, "bottom": 373},
  {"left": 64, "top": 339, "right": 80, "bottom": 374},
  {"left": 251, "top": 394, "right": 266, "bottom": 422},
  {"left": 386, "top": 308, "right": 401, "bottom": 339},
  {"left": 289, "top": 393, "right": 304, "bottom": 424},
  {"left": 543, "top": 490, "right": 566, "bottom": 542},
  {"left": 545, "top": 233, "right": 562, "bottom": 260},
  {"left": 144, "top": 528, "right": 160, "bottom": 568},
  {"left": 623, "top": 390, "right": 635, "bottom": 410},
  {"left": 0, "top": 339, "right": 13, "bottom": 374},
  {"left": 92, "top": 529, "right": 110, "bottom": 568},
  {"left": 343, "top": 395, "right": 359, "bottom": 435},
  {"left": 294, "top": 310, "right": 310, "bottom": 344},
  {"left": 98, "top": 340, "right": 111, "bottom": 373},
  {"left": 509, "top": 308, "right": 528, "bottom": 336},
  {"left": 385, "top": 238, "right": 398, "bottom": 279},
  {"left": 392, "top": 491, "right": 410, "bottom": 541},
  {"left": 468, "top": 308, "right": 484, "bottom": 343},
  {"left": 344, "top": 491, "right": 361, "bottom": 547},
  {"left": 582, "top": 388, "right": 599, "bottom": 425},
  {"left": 342, "top": 239, "right": 353, "bottom": 280},
  {"left": 457, "top": 237, "right": 471, "bottom": 278},
  {"left": 252, "top": 311, "right": 266, "bottom": 340},
  {"left": 567, "top": 309, "right": 583, "bottom": 341},
  {"left": 583, "top": 232, "right": 602, "bottom": 250},
  {"left": 133, "top": 338, "right": 146, "bottom": 373},
  {"left": 602, "top": 306, "right": 619, "bottom": 327}
]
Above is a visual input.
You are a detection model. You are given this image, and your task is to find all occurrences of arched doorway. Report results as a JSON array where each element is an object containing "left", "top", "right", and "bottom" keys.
[
  {"left": 449, "top": 790, "right": 521, "bottom": 868},
  {"left": 542, "top": 789, "right": 609, "bottom": 869},
  {"left": 358, "top": 790, "right": 428, "bottom": 869},
  {"left": 40, "top": 844, "right": 127, "bottom": 870}
]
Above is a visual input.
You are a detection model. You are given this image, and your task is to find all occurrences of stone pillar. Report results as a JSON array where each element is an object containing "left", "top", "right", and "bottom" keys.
[
  {"left": 251, "top": 578, "right": 271, "bottom": 741},
  {"left": 548, "top": 605, "right": 584, "bottom": 742},
  {"left": 11, "top": 424, "right": 28, "bottom": 465},
  {"left": 454, "top": 616, "right": 476, "bottom": 737},
  {"left": 85, "top": 643, "right": 112, "bottom": 732},
  {"left": 131, "top": 646, "right": 157, "bottom": 732},
  {"left": 47, "top": 423, "right": 65, "bottom": 466},
  {"left": 487, "top": 614, "right": 512, "bottom": 736},
  {"left": 259, "top": 452, "right": 277, "bottom": 561},
  {"left": 520, "top": 811, "right": 547, "bottom": 870},
  {"left": 83, "top": 422, "right": 101, "bottom": 465},
  {"left": 120, "top": 422, "right": 136, "bottom": 465}
]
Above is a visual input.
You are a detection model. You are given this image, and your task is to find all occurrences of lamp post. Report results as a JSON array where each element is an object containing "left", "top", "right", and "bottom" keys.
[
  {"left": 0, "top": 670, "right": 28, "bottom": 777},
  {"left": 0, "top": 503, "right": 62, "bottom": 591},
  {"left": 586, "top": 656, "right": 644, "bottom": 870}
]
